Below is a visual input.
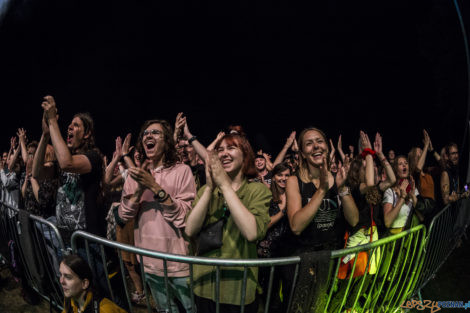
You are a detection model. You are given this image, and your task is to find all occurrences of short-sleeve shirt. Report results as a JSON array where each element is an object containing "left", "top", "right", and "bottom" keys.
[
  {"left": 382, "top": 187, "right": 419, "bottom": 229},
  {"left": 190, "top": 179, "right": 271, "bottom": 305},
  {"left": 56, "top": 150, "right": 104, "bottom": 241}
]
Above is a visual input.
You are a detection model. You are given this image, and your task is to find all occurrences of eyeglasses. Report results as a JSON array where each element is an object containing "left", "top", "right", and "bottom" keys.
[{"left": 143, "top": 129, "right": 163, "bottom": 137}]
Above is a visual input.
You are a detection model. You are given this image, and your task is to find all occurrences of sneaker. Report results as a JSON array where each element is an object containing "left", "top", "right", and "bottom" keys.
[{"left": 131, "top": 291, "right": 145, "bottom": 304}]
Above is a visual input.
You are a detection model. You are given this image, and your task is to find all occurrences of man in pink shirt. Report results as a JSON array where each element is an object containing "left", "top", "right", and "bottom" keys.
[{"left": 119, "top": 119, "right": 196, "bottom": 313}]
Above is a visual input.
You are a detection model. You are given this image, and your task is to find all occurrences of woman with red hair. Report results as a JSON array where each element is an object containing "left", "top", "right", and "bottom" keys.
[{"left": 185, "top": 133, "right": 271, "bottom": 313}]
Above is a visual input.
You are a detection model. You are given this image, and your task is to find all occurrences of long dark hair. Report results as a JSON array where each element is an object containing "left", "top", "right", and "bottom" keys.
[
  {"left": 270, "top": 163, "right": 291, "bottom": 203},
  {"left": 347, "top": 155, "right": 364, "bottom": 190},
  {"left": 73, "top": 113, "right": 98, "bottom": 155},
  {"left": 136, "top": 119, "right": 178, "bottom": 168}
]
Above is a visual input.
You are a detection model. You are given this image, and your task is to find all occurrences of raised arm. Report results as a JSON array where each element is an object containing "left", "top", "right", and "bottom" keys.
[
  {"left": 17, "top": 128, "right": 28, "bottom": 165},
  {"left": 337, "top": 135, "right": 346, "bottom": 162},
  {"left": 415, "top": 130, "right": 431, "bottom": 173},
  {"left": 121, "top": 133, "right": 136, "bottom": 168},
  {"left": 375, "top": 133, "right": 396, "bottom": 191},
  {"left": 273, "top": 131, "right": 296, "bottom": 166},
  {"left": 104, "top": 137, "right": 123, "bottom": 186},
  {"left": 32, "top": 116, "right": 50, "bottom": 180},
  {"left": 8, "top": 144, "right": 20, "bottom": 172},
  {"left": 183, "top": 116, "right": 212, "bottom": 162},
  {"left": 42, "top": 95, "right": 92, "bottom": 174},
  {"left": 360, "top": 131, "right": 375, "bottom": 191}
]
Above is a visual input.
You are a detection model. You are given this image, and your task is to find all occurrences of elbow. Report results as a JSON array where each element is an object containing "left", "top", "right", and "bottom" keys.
[
  {"left": 290, "top": 223, "right": 303, "bottom": 236},
  {"left": 244, "top": 231, "right": 258, "bottom": 243}
]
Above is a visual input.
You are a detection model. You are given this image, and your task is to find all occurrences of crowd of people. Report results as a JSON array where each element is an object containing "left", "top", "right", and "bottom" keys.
[{"left": 0, "top": 95, "right": 467, "bottom": 313}]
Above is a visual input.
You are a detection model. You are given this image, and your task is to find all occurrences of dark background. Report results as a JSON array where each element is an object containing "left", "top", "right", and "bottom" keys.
[{"left": 0, "top": 0, "right": 469, "bottom": 166}]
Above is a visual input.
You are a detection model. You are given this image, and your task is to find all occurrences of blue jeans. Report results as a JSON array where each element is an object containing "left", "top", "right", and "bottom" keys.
[{"left": 145, "top": 273, "right": 195, "bottom": 313}]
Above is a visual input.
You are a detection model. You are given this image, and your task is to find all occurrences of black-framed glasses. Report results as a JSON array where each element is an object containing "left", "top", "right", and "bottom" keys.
[{"left": 143, "top": 129, "right": 163, "bottom": 137}]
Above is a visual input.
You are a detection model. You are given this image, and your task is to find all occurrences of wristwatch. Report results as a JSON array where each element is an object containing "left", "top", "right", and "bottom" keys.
[{"left": 153, "top": 189, "right": 169, "bottom": 202}]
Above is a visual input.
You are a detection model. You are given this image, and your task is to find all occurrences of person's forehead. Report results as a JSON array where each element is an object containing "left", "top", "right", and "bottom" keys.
[
  {"left": 304, "top": 130, "right": 324, "bottom": 141},
  {"left": 71, "top": 117, "right": 83, "bottom": 126},
  {"left": 146, "top": 123, "right": 163, "bottom": 130}
]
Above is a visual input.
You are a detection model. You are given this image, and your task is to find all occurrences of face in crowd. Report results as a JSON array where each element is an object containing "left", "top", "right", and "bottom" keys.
[
  {"left": 395, "top": 156, "right": 409, "bottom": 179},
  {"left": 142, "top": 123, "right": 166, "bottom": 161},
  {"left": 300, "top": 129, "right": 329, "bottom": 168},
  {"left": 388, "top": 150, "right": 395, "bottom": 161},
  {"left": 217, "top": 139, "right": 245, "bottom": 177},
  {"left": 447, "top": 145, "right": 459, "bottom": 167},
  {"left": 59, "top": 262, "right": 89, "bottom": 300},
  {"left": 273, "top": 167, "right": 290, "bottom": 189},
  {"left": 66, "top": 116, "right": 90, "bottom": 151},
  {"left": 255, "top": 156, "right": 266, "bottom": 172}
]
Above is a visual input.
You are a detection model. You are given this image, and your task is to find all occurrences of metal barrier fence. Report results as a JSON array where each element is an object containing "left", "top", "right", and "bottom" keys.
[
  {"left": 1, "top": 198, "right": 469, "bottom": 313},
  {"left": 412, "top": 199, "right": 470, "bottom": 299},
  {"left": 70, "top": 230, "right": 301, "bottom": 313},
  {"left": 0, "top": 202, "right": 67, "bottom": 310}
]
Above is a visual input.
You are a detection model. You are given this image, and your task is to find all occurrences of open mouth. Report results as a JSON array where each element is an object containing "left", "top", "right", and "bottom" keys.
[
  {"left": 221, "top": 159, "right": 232, "bottom": 167},
  {"left": 66, "top": 132, "right": 74, "bottom": 144}
]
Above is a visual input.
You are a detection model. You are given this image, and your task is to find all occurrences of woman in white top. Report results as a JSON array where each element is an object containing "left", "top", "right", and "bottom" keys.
[{"left": 382, "top": 155, "right": 419, "bottom": 234}]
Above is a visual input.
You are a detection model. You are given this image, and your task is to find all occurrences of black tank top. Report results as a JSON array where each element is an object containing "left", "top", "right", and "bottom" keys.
[{"left": 286, "top": 175, "right": 344, "bottom": 253}]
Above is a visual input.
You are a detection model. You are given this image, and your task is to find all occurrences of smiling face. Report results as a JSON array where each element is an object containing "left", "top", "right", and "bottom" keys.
[
  {"left": 301, "top": 130, "right": 328, "bottom": 168},
  {"left": 66, "top": 117, "right": 89, "bottom": 150},
  {"left": 396, "top": 156, "right": 409, "bottom": 179},
  {"left": 217, "top": 139, "right": 244, "bottom": 176},
  {"left": 255, "top": 157, "right": 266, "bottom": 171},
  {"left": 142, "top": 123, "right": 166, "bottom": 161},
  {"left": 448, "top": 146, "right": 459, "bottom": 166},
  {"left": 273, "top": 168, "right": 290, "bottom": 189},
  {"left": 59, "top": 262, "right": 88, "bottom": 300}
]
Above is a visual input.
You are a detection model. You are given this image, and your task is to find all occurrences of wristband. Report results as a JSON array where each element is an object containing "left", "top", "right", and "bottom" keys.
[
  {"left": 188, "top": 136, "right": 198, "bottom": 144},
  {"left": 338, "top": 186, "right": 351, "bottom": 197},
  {"left": 361, "top": 148, "right": 376, "bottom": 159}
]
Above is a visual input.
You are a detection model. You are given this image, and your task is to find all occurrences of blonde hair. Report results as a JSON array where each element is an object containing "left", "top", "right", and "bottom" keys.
[{"left": 297, "top": 127, "right": 330, "bottom": 183}]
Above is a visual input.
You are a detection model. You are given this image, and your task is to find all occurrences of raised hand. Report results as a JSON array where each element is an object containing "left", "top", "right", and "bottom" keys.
[
  {"left": 122, "top": 133, "right": 132, "bottom": 155},
  {"left": 128, "top": 166, "right": 157, "bottom": 190},
  {"left": 17, "top": 128, "right": 27, "bottom": 143},
  {"left": 335, "top": 161, "right": 348, "bottom": 188},
  {"left": 359, "top": 131, "right": 372, "bottom": 150},
  {"left": 423, "top": 129, "right": 431, "bottom": 149},
  {"left": 286, "top": 131, "right": 296, "bottom": 148},
  {"left": 115, "top": 136, "right": 123, "bottom": 159},
  {"left": 41, "top": 95, "right": 58, "bottom": 122},
  {"left": 292, "top": 138, "right": 299, "bottom": 152},
  {"left": 337, "top": 135, "right": 343, "bottom": 152},
  {"left": 329, "top": 139, "right": 336, "bottom": 160},
  {"left": 208, "top": 150, "right": 231, "bottom": 188},
  {"left": 10, "top": 136, "right": 17, "bottom": 150},
  {"left": 174, "top": 112, "right": 186, "bottom": 140},
  {"left": 399, "top": 179, "right": 409, "bottom": 198},
  {"left": 374, "top": 132, "right": 383, "bottom": 155}
]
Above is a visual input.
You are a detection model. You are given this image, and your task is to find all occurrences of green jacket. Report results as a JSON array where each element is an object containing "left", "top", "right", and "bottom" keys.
[{"left": 190, "top": 179, "right": 271, "bottom": 305}]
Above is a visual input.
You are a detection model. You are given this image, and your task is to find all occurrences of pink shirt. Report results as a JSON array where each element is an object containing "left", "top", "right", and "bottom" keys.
[{"left": 119, "top": 162, "right": 196, "bottom": 277}]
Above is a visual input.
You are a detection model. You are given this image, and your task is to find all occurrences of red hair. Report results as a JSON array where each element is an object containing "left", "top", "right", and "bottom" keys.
[{"left": 215, "top": 134, "right": 257, "bottom": 179}]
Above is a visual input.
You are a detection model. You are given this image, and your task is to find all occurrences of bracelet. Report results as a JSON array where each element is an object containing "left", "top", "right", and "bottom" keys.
[
  {"left": 188, "top": 136, "right": 198, "bottom": 144},
  {"left": 361, "top": 148, "right": 376, "bottom": 159},
  {"left": 121, "top": 153, "right": 132, "bottom": 161},
  {"left": 338, "top": 186, "right": 351, "bottom": 197}
]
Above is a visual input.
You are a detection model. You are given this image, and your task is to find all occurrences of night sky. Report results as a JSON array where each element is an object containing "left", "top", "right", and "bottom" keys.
[{"left": 1, "top": 0, "right": 469, "bottom": 163}]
